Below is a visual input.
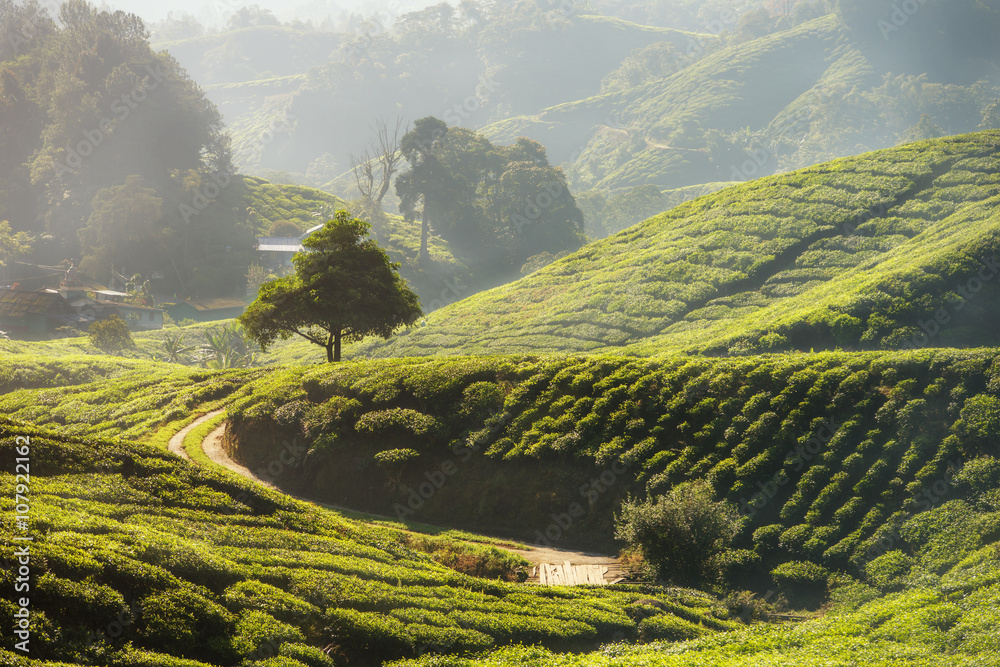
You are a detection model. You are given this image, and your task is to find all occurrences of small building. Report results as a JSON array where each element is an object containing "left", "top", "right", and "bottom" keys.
[
  {"left": 88, "top": 289, "right": 164, "bottom": 331},
  {"left": 111, "top": 303, "right": 165, "bottom": 330},
  {"left": 256, "top": 224, "right": 323, "bottom": 269},
  {"left": 0, "top": 288, "right": 90, "bottom": 338},
  {"left": 166, "top": 297, "right": 247, "bottom": 323}
]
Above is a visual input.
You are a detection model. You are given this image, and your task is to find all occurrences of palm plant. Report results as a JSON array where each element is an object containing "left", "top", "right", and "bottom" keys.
[
  {"left": 198, "top": 322, "right": 258, "bottom": 368},
  {"left": 162, "top": 332, "right": 197, "bottom": 364}
]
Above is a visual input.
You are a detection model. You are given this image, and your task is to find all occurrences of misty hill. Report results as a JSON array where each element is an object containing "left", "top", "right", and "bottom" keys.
[
  {"left": 487, "top": 7, "right": 1000, "bottom": 202},
  {"left": 354, "top": 131, "right": 1000, "bottom": 359},
  {"left": 153, "top": 5, "right": 709, "bottom": 183},
  {"left": 155, "top": 2, "right": 1000, "bottom": 228},
  {"left": 486, "top": 14, "right": 867, "bottom": 191}
]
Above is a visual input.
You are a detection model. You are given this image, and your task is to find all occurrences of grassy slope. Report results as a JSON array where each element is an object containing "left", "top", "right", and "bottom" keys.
[
  {"left": 394, "top": 529, "right": 1000, "bottom": 666},
  {"left": 218, "top": 349, "right": 1000, "bottom": 558},
  {"left": 0, "top": 418, "right": 737, "bottom": 667},
  {"left": 242, "top": 177, "right": 345, "bottom": 233},
  {"left": 352, "top": 131, "right": 1000, "bottom": 359}
]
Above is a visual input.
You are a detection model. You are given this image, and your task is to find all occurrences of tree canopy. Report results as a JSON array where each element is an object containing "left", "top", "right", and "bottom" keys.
[
  {"left": 238, "top": 211, "right": 422, "bottom": 362},
  {"left": 395, "top": 118, "right": 586, "bottom": 277}
]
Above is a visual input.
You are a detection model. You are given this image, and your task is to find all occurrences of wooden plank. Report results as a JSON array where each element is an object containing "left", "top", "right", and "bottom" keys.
[{"left": 536, "top": 562, "right": 618, "bottom": 587}]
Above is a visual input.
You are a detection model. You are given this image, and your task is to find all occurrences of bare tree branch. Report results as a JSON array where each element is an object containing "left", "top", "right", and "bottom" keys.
[
  {"left": 350, "top": 147, "right": 376, "bottom": 204},
  {"left": 373, "top": 116, "right": 406, "bottom": 209}
]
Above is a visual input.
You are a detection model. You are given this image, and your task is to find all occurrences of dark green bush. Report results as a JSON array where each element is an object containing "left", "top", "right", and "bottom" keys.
[
  {"left": 771, "top": 560, "right": 830, "bottom": 607},
  {"left": 278, "top": 643, "right": 336, "bottom": 667},
  {"left": 615, "top": 480, "right": 740, "bottom": 587},
  {"left": 139, "top": 589, "right": 235, "bottom": 662},
  {"left": 232, "top": 610, "right": 305, "bottom": 659},
  {"left": 864, "top": 550, "right": 912, "bottom": 592}
]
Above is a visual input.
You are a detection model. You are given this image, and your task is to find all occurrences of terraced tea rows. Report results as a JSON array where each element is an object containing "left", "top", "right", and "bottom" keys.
[
  {"left": 0, "top": 419, "right": 736, "bottom": 667},
  {"left": 224, "top": 350, "right": 1000, "bottom": 587},
  {"left": 353, "top": 132, "right": 1000, "bottom": 359}
]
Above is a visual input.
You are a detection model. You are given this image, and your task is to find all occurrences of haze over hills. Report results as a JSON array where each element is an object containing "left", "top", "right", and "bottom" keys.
[{"left": 150, "top": 0, "right": 1000, "bottom": 232}]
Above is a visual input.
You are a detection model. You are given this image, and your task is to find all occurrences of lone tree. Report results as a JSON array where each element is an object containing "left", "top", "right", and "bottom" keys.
[
  {"left": 239, "top": 211, "right": 422, "bottom": 362},
  {"left": 615, "top": 480, "right": 740, "bottom": 587}
]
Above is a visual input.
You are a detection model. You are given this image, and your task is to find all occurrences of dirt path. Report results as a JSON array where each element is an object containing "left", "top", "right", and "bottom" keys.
[
  {"left": 167, "top": 411, "right": 225, "bottom": 461},
  {"left": 184, "top": 410, "right": 623, "bottom": 576}
]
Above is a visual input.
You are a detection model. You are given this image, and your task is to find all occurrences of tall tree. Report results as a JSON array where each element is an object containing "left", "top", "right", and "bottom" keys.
[
  {"left": 396, "top": 116, "right": 451, "bottom": 262},
  {"left": 239, "top": 211, "right": 422, "bottom": 362}
]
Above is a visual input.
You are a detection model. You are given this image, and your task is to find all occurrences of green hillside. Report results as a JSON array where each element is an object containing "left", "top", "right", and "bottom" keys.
[
  {"left": 0, "top": 417, "right": 743, "bottom": 666},
  {"left": 353, "top": 131, "right": 1000, "bottom": 359},
  {"left": 10, "top": 346, "right": 998, "bottom": 665}
]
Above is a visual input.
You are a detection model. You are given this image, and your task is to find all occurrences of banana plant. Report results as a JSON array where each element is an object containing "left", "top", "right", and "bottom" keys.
[{"left": 162, "top": 332, "right": 197, "bottom": 364}]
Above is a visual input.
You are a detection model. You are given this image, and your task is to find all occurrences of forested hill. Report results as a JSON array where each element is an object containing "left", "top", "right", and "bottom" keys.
[{"left": 355, "top": 131, "right": 1000, "bottom": 359}]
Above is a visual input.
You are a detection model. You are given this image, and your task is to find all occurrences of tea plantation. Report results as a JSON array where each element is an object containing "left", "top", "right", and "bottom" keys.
[
  {"left": 354, "top": 131, "right": 1000, "bottom": 360},
  {"left": 0, "top": 418, "right": 739, "bottom": 667},
  {"left": 3, "top": 347, "right": 1000, "bottom": 666}
]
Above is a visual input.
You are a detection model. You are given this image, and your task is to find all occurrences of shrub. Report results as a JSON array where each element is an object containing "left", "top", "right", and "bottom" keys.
[
  {"left": 954, "top": 456, "right": 1000, "bottom": 497},
  {"left": 864, "top": 550, "right": 912, "bottom": 592},
  {"left": 139, "top": 589, "right": 235, "bottom": 662},
  {"left": 615, "top": 480, "right": 740, "bottom": 587},
  {"left": 89, "top": 316, "right": 134, "bottom": 352},
  {"left": 222, "top": 581, "right": 319, "bottom": 624},
  {"left": 355, "top": 408, "right": 442, "bottom": 439},
  {"left": 637, "top": 614, "right": 711, "bottom": 642},
  {"left": 460, "top": 381, "right": 505, "bottom": 418},
  {"left": 232, "top": 610, "right": 305, "bottom": 659},
  {"left": 959, "top": 395, "right": 1000, "bottom": 442},
  {"left": 278, "top": 643, "right": 336, "bottom": 667},
  {"left": 771, "top": 560, "right": 830, "bottom": 607}
]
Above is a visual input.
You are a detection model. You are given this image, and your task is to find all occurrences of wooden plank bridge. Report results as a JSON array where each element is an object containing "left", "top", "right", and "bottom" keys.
[{"left": 529, "top": 560, "right": 628, "bottom": 586}]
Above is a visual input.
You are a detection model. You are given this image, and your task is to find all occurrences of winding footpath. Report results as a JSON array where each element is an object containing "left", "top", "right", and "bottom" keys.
[{"left": 172, "top": 409, "right": 624, "bottom": 581}]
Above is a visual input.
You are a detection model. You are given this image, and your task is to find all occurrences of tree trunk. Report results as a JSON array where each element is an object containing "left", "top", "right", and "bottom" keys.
[
  {"left": 420, "top": 199, "right": 429, "bottom": 263},
  {"left": 334, "top": 329, "right": 342, "bottom": 362},
  {"left": 325, "top": 332, "right": 334, "bottom": 363}
]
